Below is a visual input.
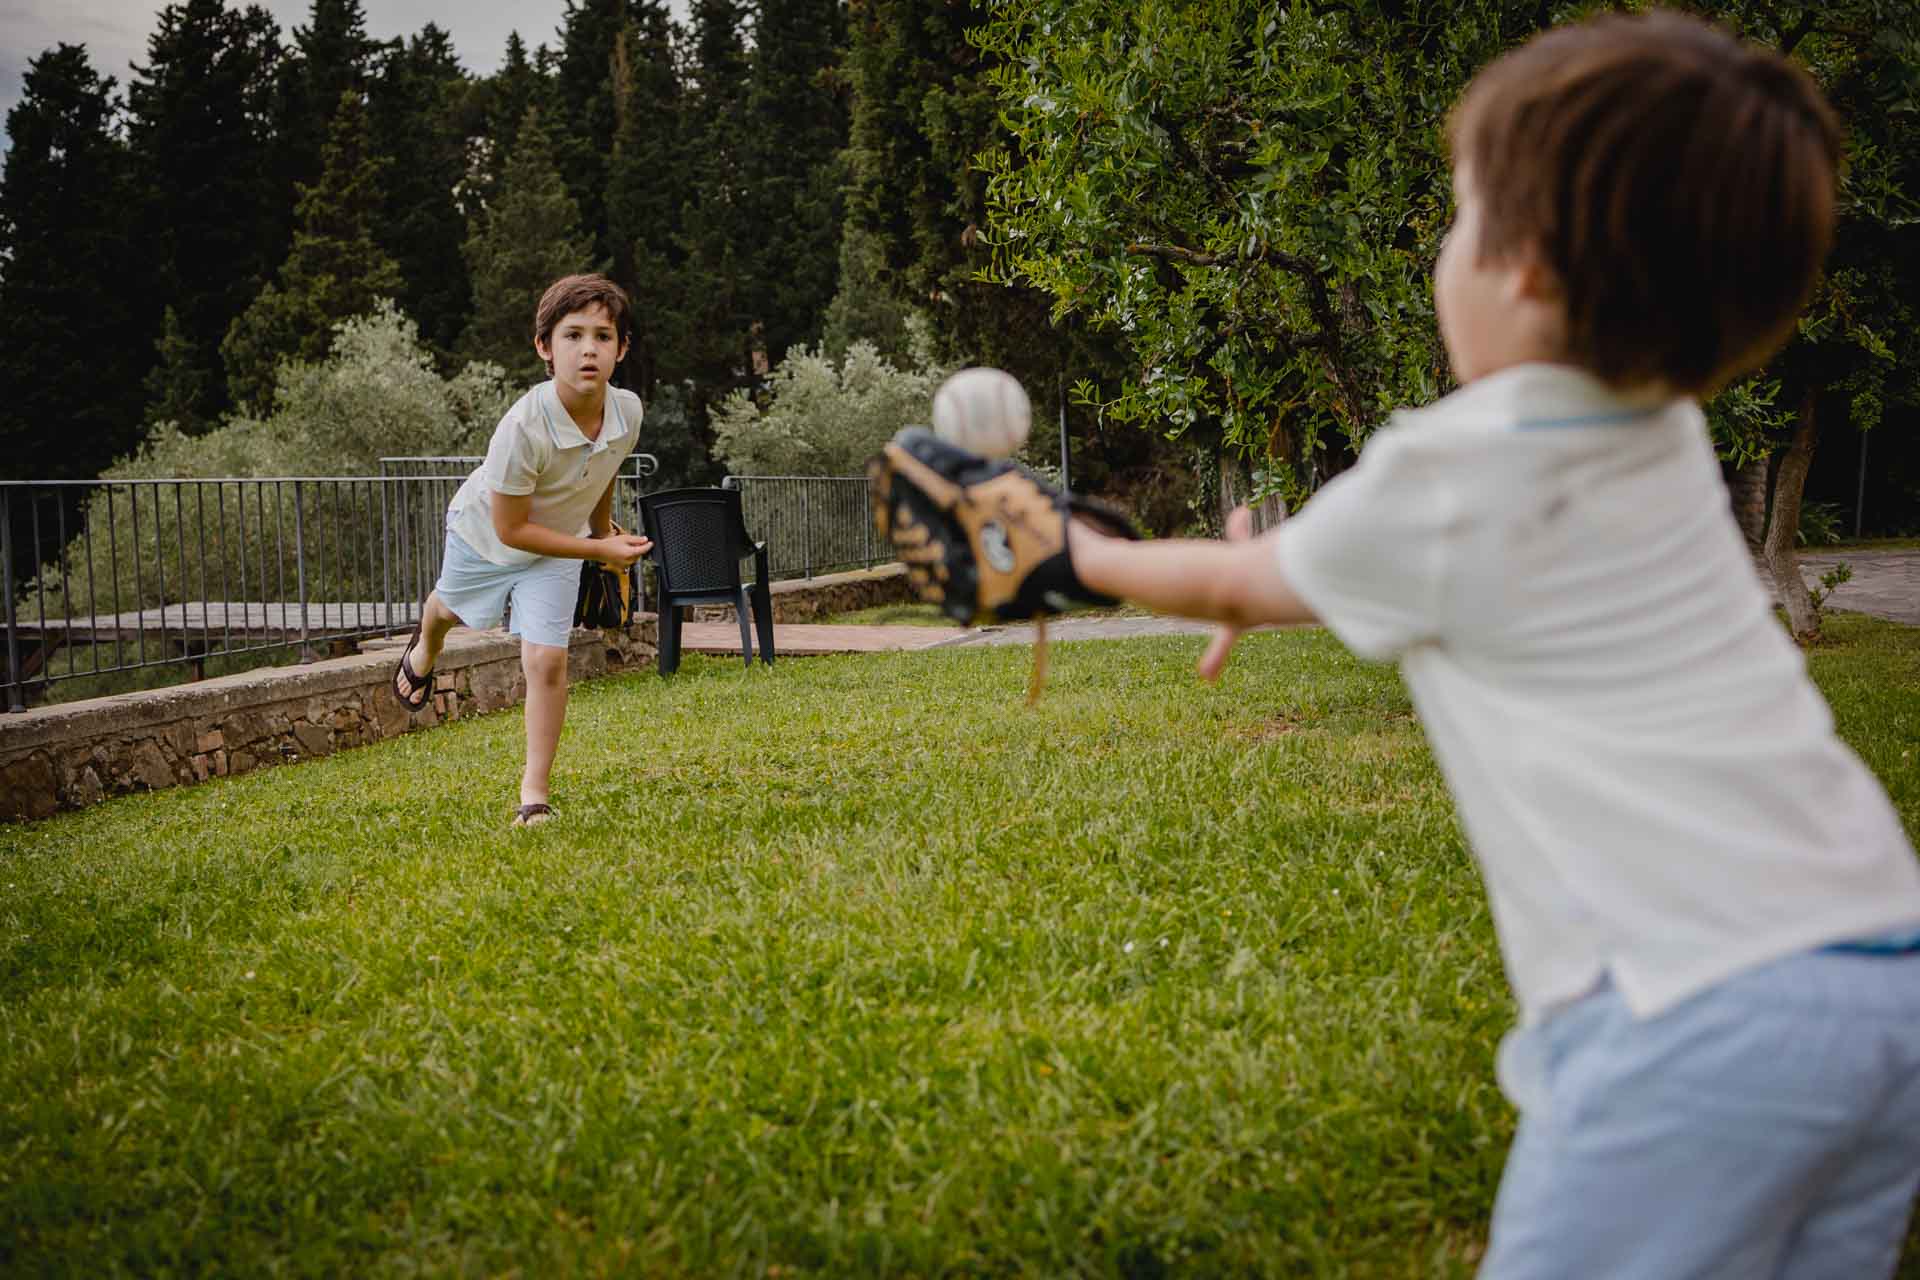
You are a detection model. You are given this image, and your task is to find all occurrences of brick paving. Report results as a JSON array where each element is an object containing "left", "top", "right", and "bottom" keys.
[{"left": 1796, "top": 549, "right": 1919, "bottom": 626}]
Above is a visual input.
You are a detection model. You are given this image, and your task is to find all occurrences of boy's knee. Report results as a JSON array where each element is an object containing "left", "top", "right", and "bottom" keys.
[{"left": 522, "top": 643, "right": 569, "bottom": 684}]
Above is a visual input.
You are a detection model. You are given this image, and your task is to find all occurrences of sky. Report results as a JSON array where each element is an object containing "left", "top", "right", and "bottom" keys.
[{"left": 1, "top": 1, "right": 675, "bottom": 151}]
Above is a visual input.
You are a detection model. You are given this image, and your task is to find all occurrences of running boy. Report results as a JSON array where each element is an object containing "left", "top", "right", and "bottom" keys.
[
  {"left": 393, "top": 273, "right": 650, "bottom": 828},
  {"left": 874, "top": 10, "right": 1920, "bottom": 1274}
]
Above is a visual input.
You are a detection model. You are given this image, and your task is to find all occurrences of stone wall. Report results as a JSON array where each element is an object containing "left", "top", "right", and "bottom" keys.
[
  {"left": 686, "top": 564, "right": 914, "bottom": 624},
  {"left": 0, "top": 565, "right": 909, "bottom": 823}
]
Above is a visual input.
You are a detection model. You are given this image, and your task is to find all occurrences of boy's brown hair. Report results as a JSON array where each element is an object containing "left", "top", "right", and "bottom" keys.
[
  {"left": 1448, "top": 9, "right": 1841, "bottom": 394},
  {"left": 533, "top": 273, "right": 634, "bottom": 352}
]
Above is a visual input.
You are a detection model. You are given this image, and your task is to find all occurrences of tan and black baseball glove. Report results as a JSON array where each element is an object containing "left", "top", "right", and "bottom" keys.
[{"left": 867, "top": 427, "right": 1139, "bottom": 627}]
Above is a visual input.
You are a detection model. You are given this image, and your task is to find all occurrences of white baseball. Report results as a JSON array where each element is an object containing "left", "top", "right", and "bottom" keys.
[{"left": 931, "top": 367, "right": 1032, "bottom": 458}]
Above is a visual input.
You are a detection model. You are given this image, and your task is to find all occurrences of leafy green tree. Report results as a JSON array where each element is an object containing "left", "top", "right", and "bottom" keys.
[
  {"left": 458, "top": 107, "right": 596, "bottom": 383},
  {"left": 0, "top": 45, "right": 148, "bottom": 482},
  {"left": 221, "top": 90, "right": 405, "bottom": 412},
  {"left": 974, "top": 0, "right": 1541, "bottom": 520},
  {"left": 841, "top": 0, "right": 1153, "bottom": 514},
  {"left": 368, "top": 24, "right": 474, "bottom": 356},
  {"left": 1689, "top": 0, "right": 1920, "bottom": 639},
  {"left": 712, "top": 339, "right": 949, "bottom": 477},
  {"left": 126, "top": 0, "right": 289, "bottom": 427}
]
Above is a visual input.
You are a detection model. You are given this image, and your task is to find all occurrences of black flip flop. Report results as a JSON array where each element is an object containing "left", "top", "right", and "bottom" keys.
[
  {"left": 392, "top": 608, "right": 432, "bottom": 712},
  {"left": 511, "top": 803, "right": 554, "bottom": 828}
]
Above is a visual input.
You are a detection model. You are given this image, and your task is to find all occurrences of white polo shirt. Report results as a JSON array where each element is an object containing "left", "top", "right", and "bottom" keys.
[
  {"left": 446, "top": 381, "right": 642, "bottom": 566},
  {"left": 1275, "top": 363, "right": 1920, "bottom": 1023}
]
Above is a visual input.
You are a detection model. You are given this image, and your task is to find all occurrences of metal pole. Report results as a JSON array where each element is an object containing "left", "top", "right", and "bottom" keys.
[
  {"left": 2, "top": 489, "right": 23, "bottom": 712},
  {"left": 294, "top": 480, "right": 311, "bottom": 660},
  {"left": 1855, "top": 428, "right": 1868, "bottom": 540},
  {"left": 1058, "top": 369, "right": 1070, "bottom": 492}
]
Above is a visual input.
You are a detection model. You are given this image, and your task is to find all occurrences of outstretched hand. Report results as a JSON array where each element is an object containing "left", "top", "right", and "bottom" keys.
[
  {"left": 595, "top": 532, "right": 652, "bottom": 569},
  {"left": 1196, "top": 505, "right": 1255, "bottom": 683}
]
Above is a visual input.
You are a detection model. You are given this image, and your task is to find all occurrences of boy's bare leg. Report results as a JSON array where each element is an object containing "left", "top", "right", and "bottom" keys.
[
  {"left": 407, "top": 592, "right": 463, "bottom": 679},
  {"left": 519, "top": 641, "right": 570, "bottom": 808}
]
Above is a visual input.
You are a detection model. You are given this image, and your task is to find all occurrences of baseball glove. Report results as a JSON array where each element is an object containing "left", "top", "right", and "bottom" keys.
[
  {"left": 574, "top": 524, "right": 636, "bottom": 629},
  {"left": 867, "top": 427, "right": 1139, "bottom": 627}
]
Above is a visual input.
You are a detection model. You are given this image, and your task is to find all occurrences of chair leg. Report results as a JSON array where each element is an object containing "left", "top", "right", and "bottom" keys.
[
  {"left": 752, "top": 579, "right": 774, "bottom": 666},
  {"left": 731, "top": 587, "right": 753, "bottom": 668},
  {"left": 659, "top": 604, "right": 682, "bottom": 676}
]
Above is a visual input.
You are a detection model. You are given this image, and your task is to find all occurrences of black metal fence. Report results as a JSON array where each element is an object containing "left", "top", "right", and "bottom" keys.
[
  {"left": 724, "top": 475, "right": 884, "bottom": 581},
  {"left": 0, "top": 458, "right": 893, "bottom": 711}
]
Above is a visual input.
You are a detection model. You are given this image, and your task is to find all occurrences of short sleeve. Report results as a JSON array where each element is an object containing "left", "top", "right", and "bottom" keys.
[
  {"left": 1272, "top": 424, "right": 1454, "bottom": 660},
  {"left": 481, "top": 411, "right": 543, "bottom": 496}
]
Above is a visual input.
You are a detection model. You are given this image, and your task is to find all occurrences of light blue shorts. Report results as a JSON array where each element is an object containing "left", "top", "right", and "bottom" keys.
[
  {"left": 432, "top": 530, "right": 577, "bottom": 649},
  {"left": 1481, "top": 947, "right": 1920, "bottom": 1278}
]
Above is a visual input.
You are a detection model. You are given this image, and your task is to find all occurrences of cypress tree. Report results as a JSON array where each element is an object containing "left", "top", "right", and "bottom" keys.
[
  {"left": 673, "top": 0, "right": 753, "bottom": 410},
  {"left": 126, "top": 0, "right": 287, "bottom": 425},
  {"left": 221, "top": 89, "right": 404, "bottom": 411},
  {"left": 458, "top": 107, "right": 595, "bottom": 384},
  {"left": 605, "top": 2, "right": 685, "bottom": 393},
  {"left": 368, "top": 24, "right": 472, "bottom": 356},
  {"left": 736, "top": 0, "right": 849, "bottom": 368},
  {"left": 280, "top": 0, "right": 379, "bottom": 187},
  {"left": 555, "top": 0, "right": 642, "bottom": 268},
  {"left": 0, "top": 45, "right": 148, "bottom": 481},
  {"left": 143, "top": 307, "right": 213, "bottom": 435}
]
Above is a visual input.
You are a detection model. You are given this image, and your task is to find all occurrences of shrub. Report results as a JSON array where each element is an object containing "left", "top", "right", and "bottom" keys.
[{"left": 712, "top": 336, "right": 950, "bottom": 478}]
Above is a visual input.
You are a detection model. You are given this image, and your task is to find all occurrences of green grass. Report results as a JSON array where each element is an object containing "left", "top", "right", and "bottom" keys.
[
  {"left": 3, "top": 616, "right": 1916, "bottom": 1277},
  {"left": 817, "top": 602, "right": 964, "bottom": 627}
]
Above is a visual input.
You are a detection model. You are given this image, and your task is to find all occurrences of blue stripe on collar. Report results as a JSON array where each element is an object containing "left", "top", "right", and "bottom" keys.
[{"left": 1512, "top": 407, "right": 1664, "bottom": 431}]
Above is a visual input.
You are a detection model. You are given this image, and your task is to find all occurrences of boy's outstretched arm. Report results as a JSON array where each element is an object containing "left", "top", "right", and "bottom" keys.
[{"left": 1067, "top": 510, "right": 1318, "bottom": 679}]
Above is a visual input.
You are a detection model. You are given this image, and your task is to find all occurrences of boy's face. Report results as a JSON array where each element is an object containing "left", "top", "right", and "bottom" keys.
[
  {"left": 1434, "top": 166, "right": 1564, "bottom": 385},
  {"left": 536, "top": 303, "right": 629, "bottom": 398}
]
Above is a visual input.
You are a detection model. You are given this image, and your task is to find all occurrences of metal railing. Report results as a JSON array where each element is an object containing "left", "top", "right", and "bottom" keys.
[
  {"left": 2, "top": 454, "right": 662, "bottom": 712},
  {"left": 723, "top": 475, "right": 884, "bottom": 581}
]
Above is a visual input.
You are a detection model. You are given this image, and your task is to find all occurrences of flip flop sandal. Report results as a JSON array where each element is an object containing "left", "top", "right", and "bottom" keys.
[
  {"left": 511, "top": 803, "right": 554, "bottom": 828},
  {"left": 392, "top": 609, "right": 433, "bottom": 712}
]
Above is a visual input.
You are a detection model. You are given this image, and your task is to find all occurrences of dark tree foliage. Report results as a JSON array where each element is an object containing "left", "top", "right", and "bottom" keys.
[
  {"left": 554, "top": 0, "right": 649, "bottom": 268},
  {"left": 735, "top": 0, "right": 850, "bottom": 368},
  {"left": 466, "top": 32, "right": 560, "bottom": 217},
  {"left": 221, "top": 90, "right": 404, "bottom": 412},
  {"left": 143, "top": 307, "right": 212, "bottom": 435},
  {"left": 672, "top": 0, "right": 755, "bottom": 428},
  {"left": 368, "top": 24, "right": 474, "bottom": 356},
  {"left": 0, "top": 45, "right": 148, "bottom": 482},
  {"left": 126, "top": 0, "right": 287, "bottom": 427},
  {"left": 842, "top": 0, "right": 1166, "bottom": 516},
  {"left": 459, "top": 107, "right": 596, "bottom": 384},
  {"left": 277, "top": 0, "right": 380, "bottom": 199},
  {"left": 606, "top": 2, "right": 686, "bottom": 394}
]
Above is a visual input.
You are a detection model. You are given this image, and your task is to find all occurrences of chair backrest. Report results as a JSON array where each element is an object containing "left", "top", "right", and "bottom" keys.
[{"left": 639, "top": 487, "right": 753, "bottom": 596}]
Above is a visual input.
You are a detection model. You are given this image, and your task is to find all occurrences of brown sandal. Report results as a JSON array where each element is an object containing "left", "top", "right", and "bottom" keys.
[{"left": 511, "top": 803, "right": 554, "bottom": 828}]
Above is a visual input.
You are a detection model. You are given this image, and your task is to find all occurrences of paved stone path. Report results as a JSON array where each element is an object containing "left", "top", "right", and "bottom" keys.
[
  {"left": 1796, "top": 549, "right": 1919, "bottom": 626},
  {"left": 677, "top": 550, "right": 1914, "bottom": 658}
]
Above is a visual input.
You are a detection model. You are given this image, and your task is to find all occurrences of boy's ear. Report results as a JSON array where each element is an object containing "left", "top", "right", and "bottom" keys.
[
  {"left": 1507, "top": 247, "right": 1563, "bottom": 304},
  {"left": 533, "top": 334, "right": 552, "bottom": 361}
]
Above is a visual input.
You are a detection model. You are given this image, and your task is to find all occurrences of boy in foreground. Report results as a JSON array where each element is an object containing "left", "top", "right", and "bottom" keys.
[
  {"left": 871, "top": 11, "right": 1920, "bottom": 1274},
  {"left": 392, "top": 274, "right": 650, "bottom": 827}
]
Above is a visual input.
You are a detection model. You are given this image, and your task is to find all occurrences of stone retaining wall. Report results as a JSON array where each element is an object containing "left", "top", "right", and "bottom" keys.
[{"left": 0, "top": 565, "right": 911, "bottom": 823}]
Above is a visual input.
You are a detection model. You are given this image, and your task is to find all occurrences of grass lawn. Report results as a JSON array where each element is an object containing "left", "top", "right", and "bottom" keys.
[{"left": 4, "top": 616, "right": 1917, "bottom": 1277}]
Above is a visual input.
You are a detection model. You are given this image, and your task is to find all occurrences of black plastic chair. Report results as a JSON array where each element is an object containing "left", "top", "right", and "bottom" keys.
[{"left": 638, "top": 486, "right": 774, "bottom": 675}]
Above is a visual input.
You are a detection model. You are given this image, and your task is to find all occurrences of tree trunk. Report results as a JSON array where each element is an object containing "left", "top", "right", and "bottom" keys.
[
  {"left": 1762, "top": 392, "right": 1820, "bottom": 643},
  {"left": 1217, "top": 453, "right": 1287, "bottom": 535},
  {"left": 1726, "top": 456, "right": 1769, "bottom": 560}
]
